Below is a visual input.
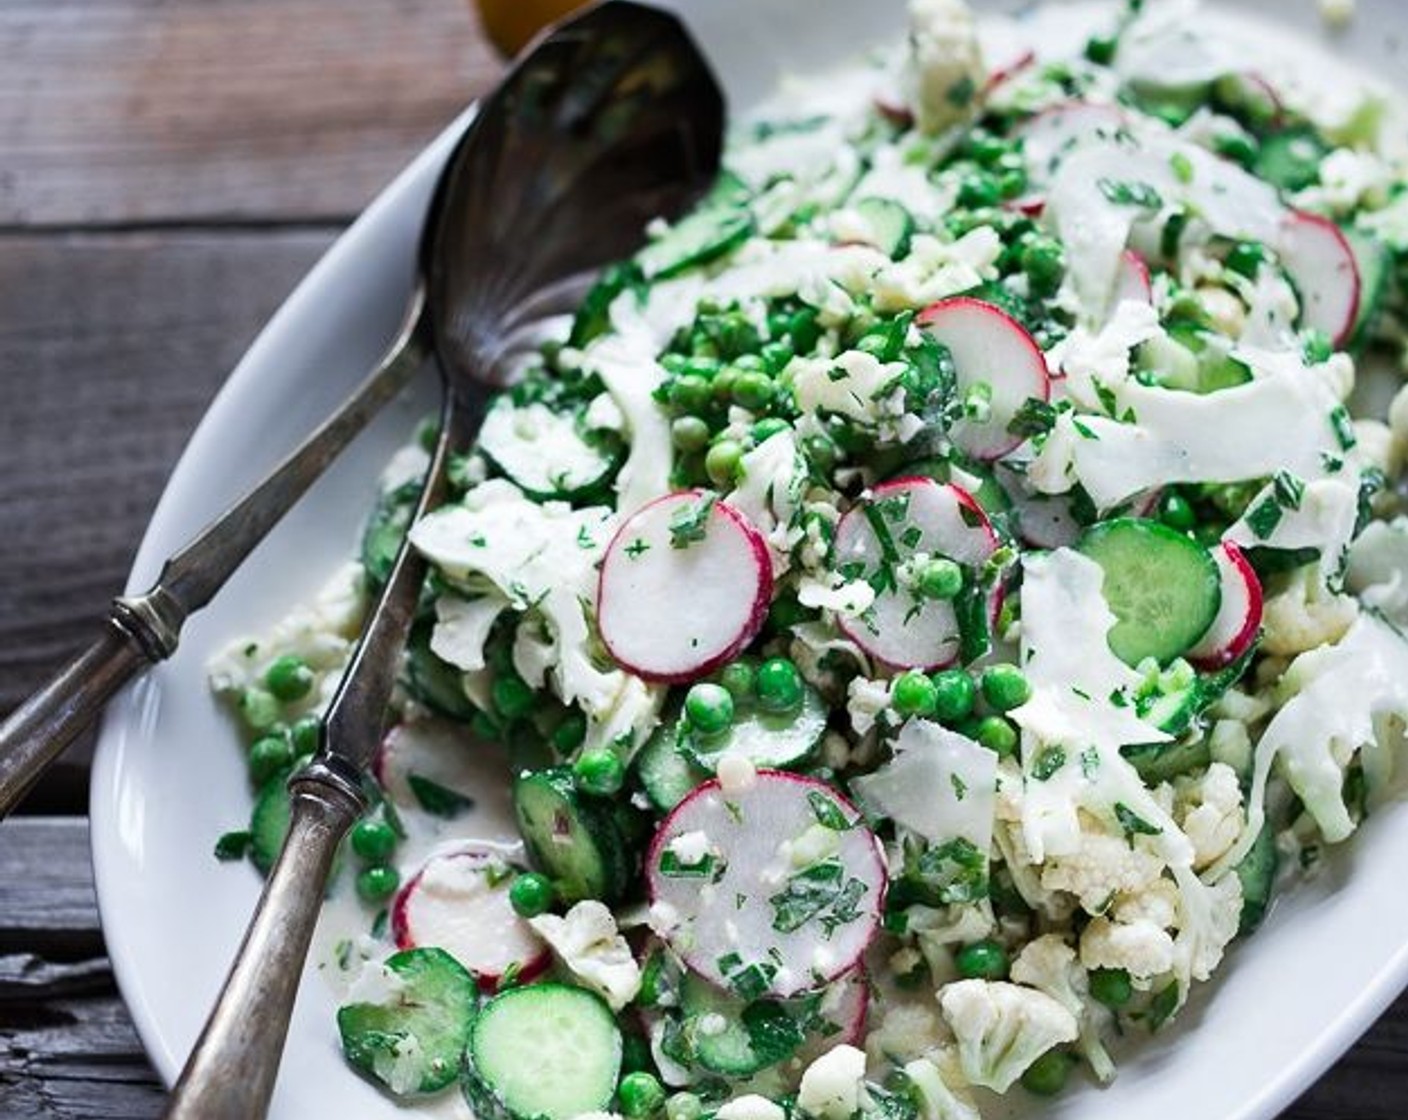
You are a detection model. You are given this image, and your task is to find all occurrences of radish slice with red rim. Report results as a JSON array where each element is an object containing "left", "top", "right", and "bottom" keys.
[
  {"left": 1014, "top": 101, "right": 1126, "bottom": 207},
  {"left": 391, "top": 843, "right": 549, "bottom": 992},
  {"left": 1278, "top": 210, "right": 1360, "bottom": 346},
  {"left": 918, "top": 297, "right": 1051, "bottom": 462},
  {"left": 646, "top": 771, "right": 885, "bottom": 1000},
  {"left": 1189, "top": 541, "right": 1263, "bottom": 670},
  {"left": 597, "top": 491, "right": 773, "bottom": 684},
  {"left": 834, "top": 478, "right": 1000, "bottom": 670},
  {"left": 374, "top": 719, "right": 482, "bottom": 816},
  {"left": 1111, "top": 251, "right": 1153, "bottom": 313}
]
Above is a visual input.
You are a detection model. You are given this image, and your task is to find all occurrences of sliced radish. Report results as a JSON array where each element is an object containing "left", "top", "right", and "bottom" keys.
[
  {"left": 1277, "top": 210, "right": 1361, "bottom": 346},
  {"left": 1214, "top": 71, "right": 1284, "bottom": 128},
  {"left": 374, "top": 719, "right": 481, "bottom": 814},
  {"left": 1011, "top": 491, "right": 1081, "bottom": 550},
  {"left": 647, "top": 771, "right": 885, "bottom": 999},
  {"left": 1188, "top": 540, "right": 1263, "bottom": 670},
  {"left": 391, "top": 843, "right": 550, "bottom": 992},
  {"left": 982, "top": 48, "right": 1036, "bottom": 98},
  {"left": 1111, "top": 251, "right": 1154, "bottom": 312},
  {"left": 597, "top": 491, "right": 772, "bottom": 684},
  {"left": 833, "top": 478, "right": 999, "bottom": 671},
  {"left": 918, "top": 297, "right": 1051, "bottom": 461},
  {"left": 1014, "top": 101, "right": 1126, "bottom": 207}
]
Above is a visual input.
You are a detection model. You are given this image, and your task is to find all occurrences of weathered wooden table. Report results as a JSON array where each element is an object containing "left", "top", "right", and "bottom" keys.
[{"left": 0, "top": 1, "right": 1404, "bottom": 1115}]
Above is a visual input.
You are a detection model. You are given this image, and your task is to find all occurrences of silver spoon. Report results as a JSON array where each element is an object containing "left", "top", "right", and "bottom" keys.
[{"left": 161, "top": 4, "right": 723, "bottom": 1117}]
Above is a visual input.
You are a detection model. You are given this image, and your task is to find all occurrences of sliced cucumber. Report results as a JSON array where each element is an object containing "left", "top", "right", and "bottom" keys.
[
  {"left": 636, "top": 721, "right": 709, "bottom": 812},
  {"left": 1077, "top": 518, "right": 1222, "bottom": 666},
  {"left": 249, "top": 774, "right": 292, "bottom": 875},
  {"left": 478, "top": 399, "right": 621, "bottom": 502},
  {"left": 513, "top": 768, "right": 631, "bottom": 903},
  {"left": 405, "top": 619, "right": 477, "bottom": 722},
  {"left": 362, "top": 480, "right": 421, "bottom": 589},
  {"left": 680, "top": 685, "right": 828, "bottom": 773},
  {"left": 1343, "top": 225, "right": 1390, "bottom": 344},
  {"left": 638, "top": 207, "right": 754, "bottom": 280},
  {"left": 337, "top": 947, "right": 478, "bottom": 1097},
  {"left": 853, "top": 197, "right": 915, "bottom": 259},
  {"left": 1234, "top": 823, "right": 1279, "bottom": 935},
  {"left": 464, "top": 984, "right": 622, "bottom": 1120},
  {"left": 1254, "top": 126, "right": 1328, "bottom": 193},
  {"left": 1120, "top": 736, "right": 1212, "bottom": 785},
  {"left": 680, "top": 973, "right": 804, "bottom": 1078},
  {"left": 569, "top": 261, "right": 645, "bottom": 349}
]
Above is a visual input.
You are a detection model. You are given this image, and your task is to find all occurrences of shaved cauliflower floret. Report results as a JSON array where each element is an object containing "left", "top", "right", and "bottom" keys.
[
  {"left": 903, "top": 1053, "right": 982, "bottom": 1120},
  {"left": 1261, "top": 565, "right": 1359, "bottom": 657},
  {"left": 1112, "top": 877, "right": 1180, "bottom": 929},
  {"left": 1009, "top": 934, "right": 1116, "bottom": 1083},
  {"left": 1079, "top": 915, "right": 1176, "bottom": 980},
  {"left": 866, "top": 1003, "right": 949, "bottom": 1066},
  {"left": 1039, "top": 826, "right": 1165, "bottom": 915},
  {"left": 904, "top": 0, "right": 986, "bottom": 135},
  {"left": 527, "top": 901, "right": 640, "bottom": 1012},
  {"left": 938, "top": 980, "right": 1079, "bottom": 1093},
  {"left": 797, "top": 1045, "right": 867, "bottom": 1120},
  {"left": 716, "top": 1097, "right": 786, "bottom": 1120},
  {"left": 1174, "top": 763, "right": 1245, "bottom": 869}
]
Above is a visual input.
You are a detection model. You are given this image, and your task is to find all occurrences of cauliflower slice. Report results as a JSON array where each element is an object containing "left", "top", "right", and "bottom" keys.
[
  {"left": 904, "top": 0, "right": 986, "bottom": 135},
  {"left": 1038, "top": 823, "right": 1165, "bottom": 915},
  {"left": 938, "top": 980, "right": 1079, "bottom": 1093},
  {"left": 1174, "top": 763, "right": 1245, "bottom": 869},
  {"left": 796, "top": 1045, "right": 867, "bottom": 1120},
  {"left": 902, "top": 1053, "right": 982, "bottom": 1120},
  {"left": 1079, "top": 915, "right": 1176, "bottom": 980},
  {"left": 1259, "top": 564, "right": 1359, "bottom": 657},
  {"left": 1010, "top": 935, "right": 1116, "bottom": 1084},
  {"left": 528, "top": 901, "right": 640, "bottom": 1012}
]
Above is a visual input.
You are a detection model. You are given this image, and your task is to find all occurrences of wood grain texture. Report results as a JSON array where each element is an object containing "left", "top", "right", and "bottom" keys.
[
  {"left": 0, "top": 230, "right": 336, "bottom": 806},
  {"left": 0, "top": 0, "right": 503, "bottom": 226}
]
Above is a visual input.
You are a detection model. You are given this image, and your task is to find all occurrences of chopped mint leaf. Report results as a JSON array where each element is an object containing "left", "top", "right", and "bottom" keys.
[
  {"left": 214, "top": 830, "right": 252, "bottom": 862},
  {"left": 768, "top": 858, "right": 868, "bottom": 936},
  {"left": 1115, "top": 802, "right": 1163, "bottom": 842},
  {"left": 807, "top": 790, "right": 855, "bottom": 831},
  {"left": 658, "top": 851, "right": 725, "bottom": 881},
  {"left": 407, "top": 774, "right": 475, "bottom": 818},
  {"left": 1245, "top": 494, "right": 1284, "bottom": 539},
  {"left": 669, "top": 493, "right": 717, "bottom": 550},
  {"left": 1032, "top": 746, "right": 1067, "bottom": 781},
  {"left": 1097, "top": 178, "right": 1163, "bottom": 210}
]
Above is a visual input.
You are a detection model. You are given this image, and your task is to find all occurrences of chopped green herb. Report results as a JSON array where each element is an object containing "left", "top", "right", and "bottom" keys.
[
  {"left": 768, "top": 858, "right": 869, "bottom": 936},
  {"left": 214, "top": 830, "right": 252, "bottom": 862},
  {"left": 406, "top": 774, "right": 475, "bottom": 818},
  {"left": 1244, "top": 495, "right": 1284, "bottom": 540},
  {"left": 669, "top": 493, "right": 717, "bottom": 550},
  {"left": 659, "top": 851, "right": 725, "bottom": 881},
  {"left": 1115, "top": 802, "right": 1163, "bottom": 841},
  {"left": 1098, "top": 178, "right": 1164, "bottom": 210},
  {"left": 807, "top": 790, "right": 855, "bottom": 831},
  {"left": 1032, "top": 746, "right": 1067, "bottom": 781}
]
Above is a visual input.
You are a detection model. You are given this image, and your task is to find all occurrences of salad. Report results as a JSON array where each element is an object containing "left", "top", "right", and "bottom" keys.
[{"left": 208, "top": 0, "right": 1408, "bottom": 1117}]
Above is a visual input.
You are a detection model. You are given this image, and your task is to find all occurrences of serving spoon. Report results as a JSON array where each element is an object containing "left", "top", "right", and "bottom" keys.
[
  {"left": 160, "top": 4, "right": 723, "bottom": 1117},
  {"left": 0, "top": 1, "right": 722, "bottom": 817}
]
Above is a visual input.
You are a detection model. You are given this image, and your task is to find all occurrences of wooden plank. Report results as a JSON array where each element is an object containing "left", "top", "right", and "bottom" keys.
[
  {"left": 0, "top": 230, "right": 336, "bottom": 810},
  {"left": 0, "top": 0, "right": 503, "bottom": 227}
]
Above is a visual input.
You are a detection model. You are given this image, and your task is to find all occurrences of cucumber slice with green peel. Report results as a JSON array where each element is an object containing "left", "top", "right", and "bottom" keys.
[
  {"left": 1120, "top": 736, "right": 1213, "bottom": 785},
  {"left": 1234, "top": 823, "right": 1279, "bottom": 935},
  {"left": 513, "top": 768, "right": 631, "bottom": 903},
  {"left": 1254, "top": 126, "right": 1328, "bottom": 193},
  {"left": 249, "top": 774, "right": 292, "bottom": 874},
  {"left": 337, "top": 947, "right": 478, "bottom": 1097},
  {"left": 901, "top": 456, "right": 1011, "bottom": 513},
  {"left": 852, "top": 197, "right": 915, "bottom": 259},
  {"left": 1343, "top": 225, "right": 1390, "bottom": 343},
  {"left": 636, "top": 721, "right": 709, "bottom": 812},
  {"left": 405, "top": 620, "right": 477, "bottom": 722},
  {"left": 680, "top": 973, "right": 805, "bottom": 1078},
  {"left": 362, "top": 480, "right": 421, "bottom": 589},
  {"left": 1076, "top": 518, "right": 1222, "bottom": 667},
  {"left": 680, "top": 685, "right": 829, "bottom": 773},
  {"left": 478, "top": 400, "right": 622, "bottom": 502},
  {"left": 638, "top": 207, "right": 755, "bottom": 280},
  {"left": 464, "top": 984, "right": 622, "bottom": 1120}
]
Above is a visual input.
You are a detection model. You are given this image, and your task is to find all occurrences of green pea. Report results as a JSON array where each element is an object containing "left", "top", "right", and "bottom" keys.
[
  {"left": 1158, "top": 491, "right": 1197, "bottom": 532},
  {"left": 1213, "top": 132, "right": 1258, "bottom": 168},
  {"left": 239, "top": 687, "right": 282, "bottom": 733},
  {"left": 918, "top": 558, "right": 964, "bottom": 600},
  {"left": 492, "top": 675, "right": 536, "bottom": 721},
  {"left": 966, "top": 131, "right": 1010, "bottom": 165},
  {"left": 732, "top": 370, "right": 775, "bottom": 412},
  {"left": 997, "top": 168, "right": 1028, "bottom": 200},
  {"left": 351, "top": 819, "right": 397, "bottom": 863},
  {"left": 356, "top": 865, "right": 401, "bottom": 905},
  {"left": 955, "top": 938, "right": 1010, "bottom": 980},
  {"left": 719, "top": 661, "right": 756, "bottom": 701},
  {"left": 760, "top": 340, "right": 794, "bottom": 373},
  {"left": 1021, "top": 238, "right": 1066, "bottom": 296},
  {"left": 685, "top": 683, "right": 735, "bottom": 737},
  {"left": 756, "top": 657, "right": 804, "bottom": 713},
  {"left": 249, "top": 735, "right": 293, "bottom": 785},
  {"left": 931, "top": 669, "right": 977, "bottom": 724},
  {"left": 672, "top": 416, "right": 711, "bottom": 453},
  {"left": 891, "top": 670, "right": 939, "bottom": 718},
  {"left": 618, "top": 1071, "right": 667, "bottom": 1119},
  {"left": 705, "top": 440, "right": 744, "bottom": 487},
  {"left": 958, "top": 174, "right": 1001, "bottom": 209},
  {"left": 1089, "top": 967, "right": 1134, "bottom": 1008},
  {"left": 290, "top": 714, "right": 321, "bottom": 756},
  {"left": 265, "top": 654, "right": 315, "bottom": 703},
  {"left": 671, "top": 374, "right": 712, "bottom": 415},
  {"left": 551, "top": 709, "right": 588, "bottom": 755},
  {"left": 659, "top": 352, "right": 690, "bottom": 375},
  {"left": 508, "top": 872, "right": 555, "bottom": 918},
  {"left": 976, "top": 714, "right": 1019, "bottom": 757},
  {"left": 803, "top": 432, "right": 838, "bottom": 472},
  {"left": 752, "top": 417, "right": 790, "bottom": 444},
  {"left": 1020, "top": 1049, "right": 1074, "bottom": 1096},
  {"left": 710, "top": 367, "right": 739, "bottom": 403},
  {"left": 665, "top": 1093, "right": 704, "bottom": 1120},
  {"left": 980, "top": 664, "right": 1032, "bottom": 712},
  {"left": 683, "top": 356, "right": 720, "bottom": 379},
  {"left": 1084, "top": 33, "right": 1118, "bottom": 65},
  {"left": 574, "top": 749, "right": 625, "bottom": 796}
]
